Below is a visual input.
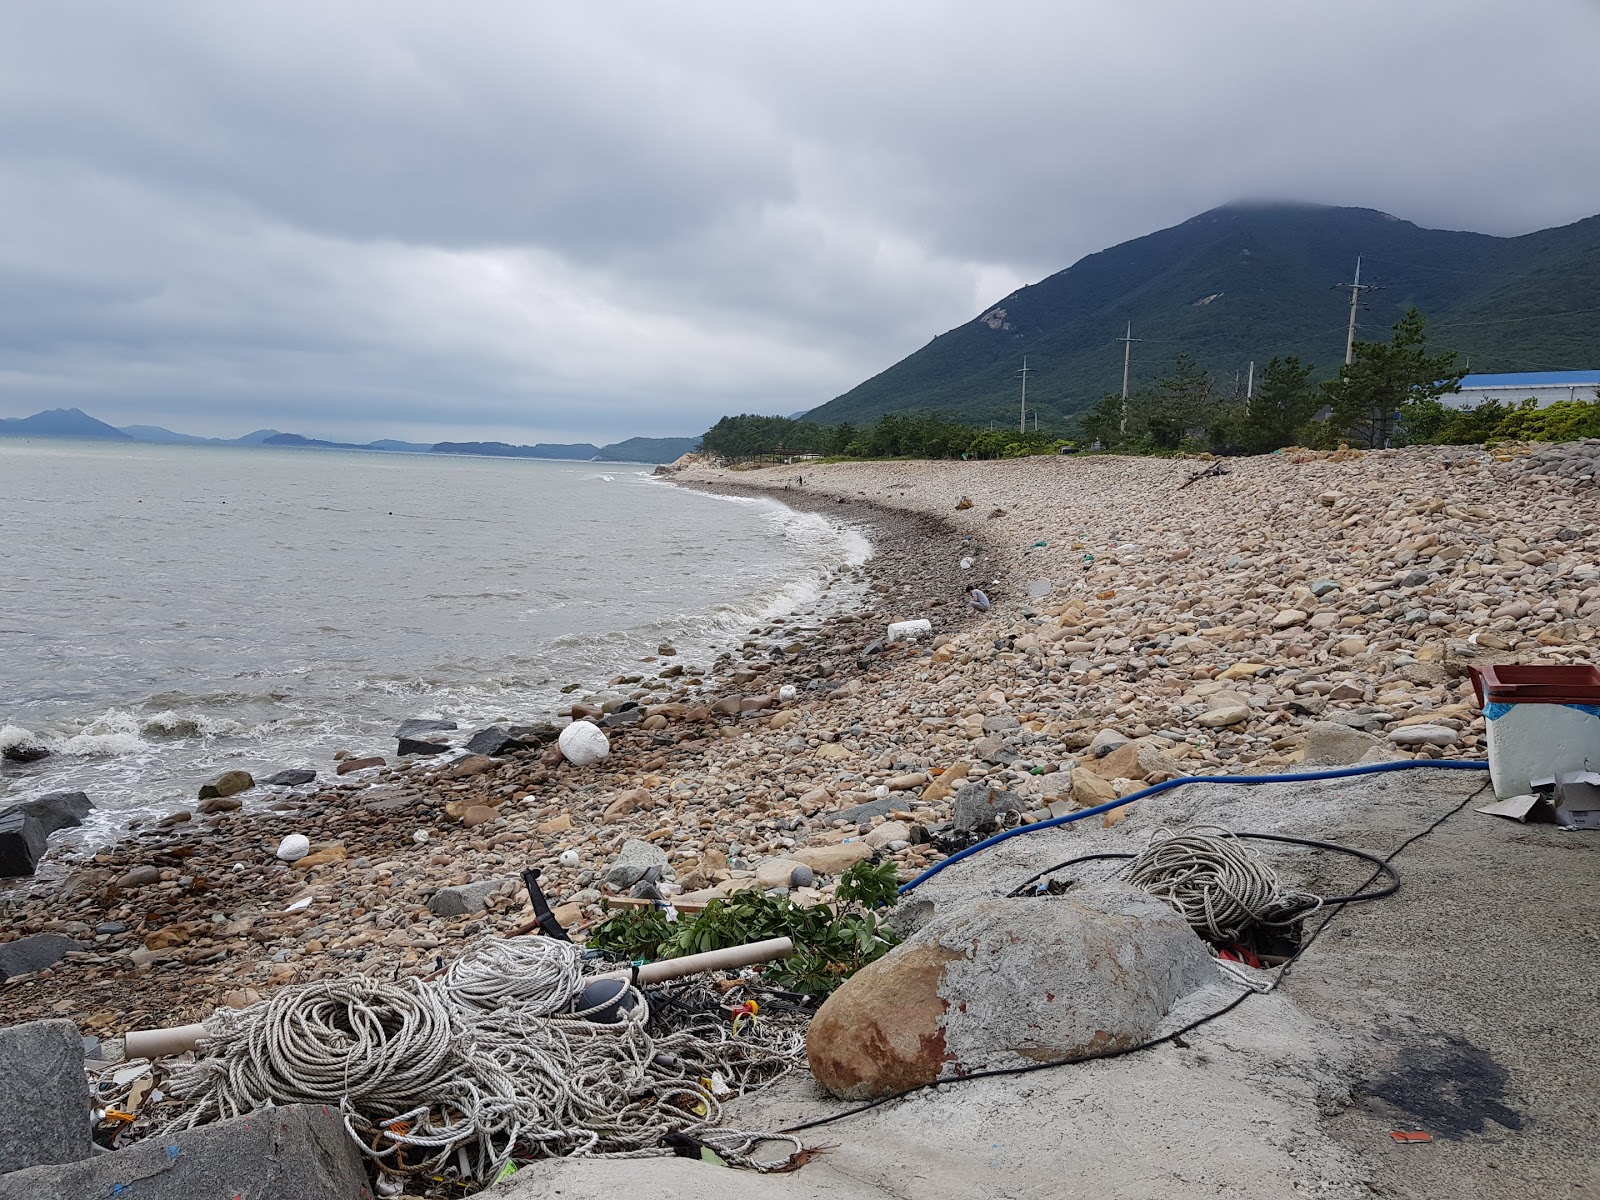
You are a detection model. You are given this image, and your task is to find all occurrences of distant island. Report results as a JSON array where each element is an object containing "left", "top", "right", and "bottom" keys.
[{"left": 0, "top": 408, "right": 700, "bottom": 464}]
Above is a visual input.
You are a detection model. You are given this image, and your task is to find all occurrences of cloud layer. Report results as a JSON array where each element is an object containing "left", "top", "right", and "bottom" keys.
[{"left": 1, "top": 0, "right": 1595, "bottom": 440}]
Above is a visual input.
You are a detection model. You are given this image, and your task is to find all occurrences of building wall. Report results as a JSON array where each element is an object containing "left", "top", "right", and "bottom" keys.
[{"left": 1442, "top": 383, "right": 1599, "bottom": 411}]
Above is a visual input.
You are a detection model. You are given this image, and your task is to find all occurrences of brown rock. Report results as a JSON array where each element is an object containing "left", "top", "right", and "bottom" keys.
[
  {"left": 539, "top": 813, "right": 574, "bottom": 835},
  {"left": 603, "top": 788, "right": 651, "bottom": 824},
  {"left": 921, "top": 762, "right": 971, "bottom": 805},
  {"left": 336, "top": 756, "right": 384, "bottom": 775},
  {"left": 198, "top": 770, "right": 254, "bottom": 800},
  {"left": 1070, "top": 768, "right": 1118, "bottom": 807},
  {"left": 443, "top": 755, "right": 495, "bottom": 779},
  {"left": 461, "top": 805, "right": 498, "bottom": 828},
  {"left": 295, "top": 844, "right": 347, "bottom": 870},
  {"left": 196, "top": 795, "right": 243, "bottom": 815}
]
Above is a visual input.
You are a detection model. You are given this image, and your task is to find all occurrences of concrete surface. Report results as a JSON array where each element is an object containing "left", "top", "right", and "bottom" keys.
[{"left": 500, "top": 766, "right": 1599, "bottom": 1199}]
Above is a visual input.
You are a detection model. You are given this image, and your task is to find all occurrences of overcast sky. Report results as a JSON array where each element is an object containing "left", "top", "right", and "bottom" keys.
[{"left": 1, "top": 1, "right": 1596, "bottom": 443}]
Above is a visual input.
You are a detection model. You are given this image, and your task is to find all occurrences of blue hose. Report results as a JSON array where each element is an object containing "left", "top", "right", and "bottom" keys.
[{"left": 899, "top": 758, "right": 1491, "bottom": 895}]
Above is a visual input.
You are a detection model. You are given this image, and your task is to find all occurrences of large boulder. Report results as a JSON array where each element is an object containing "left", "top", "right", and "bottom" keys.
[
  {"left": 0, "top": 933, "right": 83, "bottom": 980},
  {"left": 0, "top": 1103, "right": 369, "bottom": 1200},
  {"left": 806, "top": 885, "right": 1213, "bottom": 1099},
  {"left": 0, "top": 1019, "right": 92, "bottom": 1173},
  {"left": 0, "top": 791, "right": 93, "bottom": 878}
]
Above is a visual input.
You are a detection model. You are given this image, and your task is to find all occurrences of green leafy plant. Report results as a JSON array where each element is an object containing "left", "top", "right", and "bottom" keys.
[{"left": 588, "top": 860, "right": 902, "bottom": 996}]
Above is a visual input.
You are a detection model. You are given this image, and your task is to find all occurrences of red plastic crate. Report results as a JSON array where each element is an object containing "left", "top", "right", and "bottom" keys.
[{"left": 1470, "top": 664, "right": 1600, "bottom": 707}]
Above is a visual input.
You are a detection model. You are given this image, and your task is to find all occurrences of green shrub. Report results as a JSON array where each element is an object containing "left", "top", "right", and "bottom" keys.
[{"left": 587, "top": 859, "right": 902, "bottom": 996}]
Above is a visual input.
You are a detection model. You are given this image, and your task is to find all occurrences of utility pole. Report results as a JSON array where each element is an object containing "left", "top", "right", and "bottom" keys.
[
  {"left": 1244, "top": 360, "right": 1254, "bottom": 416},
  {"left": 1116, "top": 322, "right": 1139, "bottom": 436},
  {"left": 1016, "top": 356, "right": 1030, "bottom": 434},
  {"left": 1336, "top": 255, "right": 1385, "bottom": 443},
  {"left": 1339, "top": 256, "right": 1376, "bottom": 366}
]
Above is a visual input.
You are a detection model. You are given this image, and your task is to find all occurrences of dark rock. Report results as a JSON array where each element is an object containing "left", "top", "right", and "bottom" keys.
[
  {"left": 605, "top": 839, "right": 669, "bottom": 889},
  {"left": 0, "top": 1019, "right": 92, "bottom": 1172},
  {"left": 0, "top": 1103, "right": 369, "bottom": 1200},
  {"left": 0, "top": 934, "right": 83, "bottom": 981},
  {"left": 265, "top": 768, "right": 317, "bottom": 786},
  {"left": 822, "top": 797, "right": 897, "bottom": 826},
  {"left": 428, "top": 879, "right": 502, "bottom": 917},
  {"left": 951, "top": 781, "right": 1026, "bottom": 833},
  {"left": 198, "top": 770, "right": 254, "bottom": 800},
  {"left": 395, "top": 717, "right": 457, "bottom": 740},
  {"left": 397, "top": 737, "right": 451, "bottom": 756},
  {"left": 971, "top": 735, "right": 1018, "bottom": 765},
  {"left": 602, "top": 707, "right": 644, "bottom": 728},
  {"left": 1, "top": 743, "right": 49, "bottom": 763},
  {"left": 0, "top": 792, "right": 93, "bottom": 878},
  {"left": 465, "top": 727, "right": 526, "bottom": 756}
]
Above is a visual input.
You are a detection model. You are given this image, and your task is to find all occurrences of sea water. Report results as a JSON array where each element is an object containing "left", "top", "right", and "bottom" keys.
[{"left": 0, "top": 440, "right": 868, "bottom": 829}]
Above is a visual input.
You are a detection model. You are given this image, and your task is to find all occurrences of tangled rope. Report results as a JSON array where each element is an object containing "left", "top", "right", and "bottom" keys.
[
  {"left": 441, "top": 936, "right": 586, "bottom": 1016},
  {"left": 163, "top": 939, "right": 808, "bottom": 1187},
  {"left": 1126, "top": 826, "right": 1322, "bottom": 942}
]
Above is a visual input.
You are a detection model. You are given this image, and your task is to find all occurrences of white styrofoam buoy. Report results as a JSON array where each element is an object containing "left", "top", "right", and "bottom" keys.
[
  {"left": 558, "top": 720, "right": 611, "bottom": 766},
  {"left": 960, "top": 557, "right": 974, "bottom": 570},
  {"left": 276, "top": 833, "right": 310, "bottom": 862},
  {"left": 778, "top": 684, "right": 797, "bottom": 702},
  {"left": 887, "top": 619, "right": 933, "bottom": 643},
  {"left": 558, "top": 849, "right": 581, "bottom": 868}
]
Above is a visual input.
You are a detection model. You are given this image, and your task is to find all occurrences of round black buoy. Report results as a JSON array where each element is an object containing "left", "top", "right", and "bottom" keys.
[{"left": 575, "top": 977, "right": 638, "bottom": 1024}]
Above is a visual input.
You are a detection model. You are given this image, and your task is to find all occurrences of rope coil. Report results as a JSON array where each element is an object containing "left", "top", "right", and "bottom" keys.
[
  {"left": 1127, "top": 825, "right": 1322, "bottom": 941},
  {"left": 164, "top": 939, "right": 807, "bottom": 1185}
]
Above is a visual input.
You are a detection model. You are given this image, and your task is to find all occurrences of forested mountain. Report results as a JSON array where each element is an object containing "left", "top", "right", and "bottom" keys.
[{"left": 805, "top": 203, "right": 1600, "bottom": 427}]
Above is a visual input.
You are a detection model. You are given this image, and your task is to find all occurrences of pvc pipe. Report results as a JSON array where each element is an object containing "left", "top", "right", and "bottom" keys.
[
  {"left": 634, "top": 936, "right": 794, "bottom": 984},
  {"left": 124, "top": 1023, "right": 209, "bottom": 1060},
  {"left": 900, "top": 758, "right": 1491, "bottom": 896}
]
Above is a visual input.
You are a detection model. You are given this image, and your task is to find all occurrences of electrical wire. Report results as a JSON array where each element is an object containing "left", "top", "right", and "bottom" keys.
[
  {"left": 780, "top": 771, "right": 1491, "bottom": 1135},
  {"left": 898, "top": 758, "right": 1490, "bottom": 896}
]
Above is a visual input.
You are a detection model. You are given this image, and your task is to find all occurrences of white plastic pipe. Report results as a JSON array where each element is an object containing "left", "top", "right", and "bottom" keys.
[
  {"left": 633, "top": 936, "right": 795, "bottom": 985},
  {"left": 123, "top": 1022, "right": 209, "bottom": 1060}
]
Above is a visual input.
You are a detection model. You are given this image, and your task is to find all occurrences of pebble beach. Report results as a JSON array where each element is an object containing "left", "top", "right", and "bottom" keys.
[{"left": 1, "top": 440, "right": 1596, "bottom": 1053}]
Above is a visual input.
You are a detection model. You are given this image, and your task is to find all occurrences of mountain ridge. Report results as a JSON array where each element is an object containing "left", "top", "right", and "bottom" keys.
[
  {"left": 0, "top": 411, "right": 700, "bottom": 464},
  {"left": 804, "top": 202, "right": 1600, "bottom": 428}
]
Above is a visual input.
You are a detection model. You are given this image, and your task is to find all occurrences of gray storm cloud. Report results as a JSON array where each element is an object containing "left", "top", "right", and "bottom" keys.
[{"left": 0, "top": 0, "right": 1594, "bottom": 441}]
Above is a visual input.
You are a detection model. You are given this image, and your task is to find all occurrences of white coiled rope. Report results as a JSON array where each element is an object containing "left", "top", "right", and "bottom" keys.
[
  {"left": 441, "top": 936, "right": 586, "bottom": 1016},
  {"left": 1127, "top": 825, "right": 1322, "bottom": 942},
  {"left": 164, "top": 938, "right": 806, "bottom": 1184}
]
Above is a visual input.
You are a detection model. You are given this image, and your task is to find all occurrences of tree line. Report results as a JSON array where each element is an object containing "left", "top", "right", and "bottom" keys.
[
  {"left": 698, "top": 411, "right": 1069, "bottom": 460},
  {"left": 700, "top": 307, "right": 1599, "bottom": 461}
]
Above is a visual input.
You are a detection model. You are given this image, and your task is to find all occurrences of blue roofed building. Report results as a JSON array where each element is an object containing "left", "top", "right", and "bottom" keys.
[{"left": 1443, "top": 369, "right": 1600, "bottom": 410}]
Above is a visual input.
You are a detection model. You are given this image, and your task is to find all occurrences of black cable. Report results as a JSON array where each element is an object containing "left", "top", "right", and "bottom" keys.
[
  {"left": 1006, "top": 832, "right": 1401, "bottom": 905},
  {"left": 779, "top": 780, "right": 1490, "bottom": 1135}
]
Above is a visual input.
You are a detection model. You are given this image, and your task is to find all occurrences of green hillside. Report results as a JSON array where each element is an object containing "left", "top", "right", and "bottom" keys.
[{"left": 805, "top": 203, "right": 1600, "bottom": 428}]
